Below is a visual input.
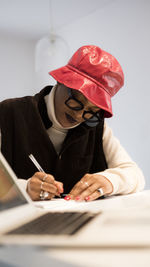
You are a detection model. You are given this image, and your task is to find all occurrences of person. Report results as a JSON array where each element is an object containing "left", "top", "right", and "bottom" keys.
[{"left": 0, "top": 45, "right": 145, "bottom": 201}]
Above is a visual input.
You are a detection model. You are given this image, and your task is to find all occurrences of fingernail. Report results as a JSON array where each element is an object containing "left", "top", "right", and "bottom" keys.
[
  {"left": 75, "top": 196, "right": 80, "bottom": 201},
  {"left": 64, "top": 195, "right": 71, "bottom": 201},
  {"left": 85, "top": 196, "right": 90, "bottom": 201}
]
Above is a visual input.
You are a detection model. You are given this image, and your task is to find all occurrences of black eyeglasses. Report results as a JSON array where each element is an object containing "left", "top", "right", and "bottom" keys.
[{"left": 65, "top": 87, "right": 104, "bottom": 127}]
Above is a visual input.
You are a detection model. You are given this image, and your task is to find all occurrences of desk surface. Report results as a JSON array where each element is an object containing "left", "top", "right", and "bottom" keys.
[
  {"left": 47, "top": 247, "right": 150, "bottom": 267},
  {"left": 38, "top": 190, "right": 150, "bottom": 212},
  {"left": 1, "top": 190, "right": 150, "bottom": 267},
  {"left": 46, "top": 190, "right": 150, "bottom": 267}
]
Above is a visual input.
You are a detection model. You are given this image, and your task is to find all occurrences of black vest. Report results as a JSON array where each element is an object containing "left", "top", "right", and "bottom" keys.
[{"left": 0, "top": 86, "right": 108, "bottom": 193}]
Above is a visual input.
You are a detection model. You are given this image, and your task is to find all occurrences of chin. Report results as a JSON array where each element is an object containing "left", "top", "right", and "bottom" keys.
[
  {"left": 57, "top": 118, "right": 71, "bottom": 128},
  {"left": 58, "top": 113, "right": 79, "bottom": 128},
  {"left": 62, "top": 121, "right": 76, "bottom": 128},
  {"left": 62, "top": 119, "right": 79, "bottom": 128}
]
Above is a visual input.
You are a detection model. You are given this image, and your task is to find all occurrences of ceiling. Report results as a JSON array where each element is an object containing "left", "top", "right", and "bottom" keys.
[{"left": 0, "top": 0, "right": 112, "bottom": 40}]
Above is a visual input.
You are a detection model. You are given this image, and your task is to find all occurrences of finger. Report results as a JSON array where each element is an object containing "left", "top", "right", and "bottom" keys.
[
  {"left": 34, "top": 173, "right": 59, "bottom": 195},
  {"left": 70, "top": 173, "right": 93, "bottom": 197},
  {"left": 75, "top": 182, "right": 100, "bottom": 201},
  {"left": 31, "top": 190, "right": 55, "bottom": 201},
  {"left": 44, "top": 192, "right": 55, "bottom": 200},
  {"left": 84, "top": 187, "right": 105, "bottom": 202},
  {"left": 70, "top": 179, "right": 93, "bottom": 199},
  {"left": 35, "top": 172, "right": 55, "bottom": 184},
  {"left": 27, "top": 178, "right": 54, "bottom": 201},
  {"left": 28, "top": 177, "right": 41, "bottom": 192},
  {"left": 40, "top": 181, "right": 59, "bottom": 195},
  {"left": 39, "top": 191, "right": 55, "bottom": 201},
  {"left": 28, "top": 177, "right": 58, "bottom": 197},
  {"left": 54, "top": 181, "right": 64, "bottom": 194}
]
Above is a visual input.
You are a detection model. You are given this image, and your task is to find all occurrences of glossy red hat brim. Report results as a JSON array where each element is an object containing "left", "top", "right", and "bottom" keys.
[{"left": 49, "top": 65, "right": 113, "bottom": 118}]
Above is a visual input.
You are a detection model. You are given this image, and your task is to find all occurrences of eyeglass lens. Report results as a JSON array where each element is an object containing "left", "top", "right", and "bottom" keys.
[{"left": 65, "top": 88, "right": 103, "bottom": 123}]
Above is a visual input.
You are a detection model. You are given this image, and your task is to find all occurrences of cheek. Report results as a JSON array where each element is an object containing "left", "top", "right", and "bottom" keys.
[{"left": 57, "top": 103, "right": 68, "bottom": 122}]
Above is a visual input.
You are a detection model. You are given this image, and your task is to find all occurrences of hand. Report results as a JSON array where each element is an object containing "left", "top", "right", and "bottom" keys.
[
  {"left": 68, "top": 173, "right": 113, "bottom": 201},
  {"left": 27, "top": 172, "right": 64, "bottom": 201}
]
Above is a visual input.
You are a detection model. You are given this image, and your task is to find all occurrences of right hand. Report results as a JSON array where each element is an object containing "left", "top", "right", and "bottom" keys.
[{"left": 26, "top": 172, "right": 64, "bottom": 201}]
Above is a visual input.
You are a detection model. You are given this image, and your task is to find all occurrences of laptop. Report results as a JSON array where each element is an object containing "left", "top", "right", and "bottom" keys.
[{"left": 1, "top": 151, "right": 150, "bottom": 248}]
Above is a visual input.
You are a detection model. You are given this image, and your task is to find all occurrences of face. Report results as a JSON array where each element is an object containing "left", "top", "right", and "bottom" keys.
[{"left": 54, "top": 83, "right": 100, "bottom": 128}]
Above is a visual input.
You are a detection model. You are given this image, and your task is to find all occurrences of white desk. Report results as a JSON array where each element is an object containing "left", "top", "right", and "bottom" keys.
[
  {"left": 46, "top": 247, "right": 150, "bottom": 267},
  {"left": 43, "top": 190, "right": 150, "bottom": 267},
  {"left": 1, "top": 190, "right": 150, "bottom": 267}
]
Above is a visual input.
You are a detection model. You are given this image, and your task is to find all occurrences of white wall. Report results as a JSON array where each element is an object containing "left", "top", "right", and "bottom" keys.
[
  {"left": 0, "top": 34, "right": 35, "bottom": 100},
  {"left": 0, "top": 0, "right": 149, "bottom": 188},
  {"left": 54, "top": 0, "right": 150, "bottom": 188}
]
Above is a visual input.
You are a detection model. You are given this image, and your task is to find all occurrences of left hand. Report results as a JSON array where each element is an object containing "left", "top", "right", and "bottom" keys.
[{"left": 68, "top": 173, "right": 113, "bottom": 201}]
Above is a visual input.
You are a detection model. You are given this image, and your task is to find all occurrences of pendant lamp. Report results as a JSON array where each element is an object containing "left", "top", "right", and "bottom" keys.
[{"left": 35, "top": 1, "right": 70, "bottom": 89}]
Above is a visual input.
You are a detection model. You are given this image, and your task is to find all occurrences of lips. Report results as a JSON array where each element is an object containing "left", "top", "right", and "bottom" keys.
[{"left": 65, "top": 113, "right": 77, "bottom": 124}]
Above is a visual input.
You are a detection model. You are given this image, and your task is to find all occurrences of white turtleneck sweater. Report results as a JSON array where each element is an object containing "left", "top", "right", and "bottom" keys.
[
  {"left": 0, "top": 86, "right": 145, "bottom": 195},
  {"left": 44, "top": 85, "right": 80, "bottom": 155}
]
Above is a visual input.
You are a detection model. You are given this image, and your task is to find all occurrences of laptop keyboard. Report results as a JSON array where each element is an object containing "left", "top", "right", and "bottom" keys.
[{"left": 6, "top": 212, "right": 99, "bottom": 235}]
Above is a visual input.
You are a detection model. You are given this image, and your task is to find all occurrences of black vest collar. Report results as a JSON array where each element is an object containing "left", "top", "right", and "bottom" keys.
[{"left": 35, "top": 86, "right": 53, "bottom": 129}]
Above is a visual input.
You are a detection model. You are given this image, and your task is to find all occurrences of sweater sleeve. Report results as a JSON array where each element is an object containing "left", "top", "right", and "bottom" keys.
[{"left": 97, "top": 122, "right": 145, "bottom": 195}]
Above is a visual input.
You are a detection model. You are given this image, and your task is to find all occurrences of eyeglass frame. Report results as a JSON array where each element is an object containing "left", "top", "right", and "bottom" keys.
[{"left": 64, "top": 87, "right": 104, "bottom": 125}]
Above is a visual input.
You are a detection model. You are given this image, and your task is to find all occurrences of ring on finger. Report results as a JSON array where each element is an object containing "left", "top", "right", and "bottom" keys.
[
  {"left": 41, "top": 181, "right": 44, "bottom": 190},
  {"left": 40, "top": 190, "right": 44, "bottom": 199},
  {"left": 40, "top": 190, "right": 49, "bottom": 200},
  {"left": 42, "top": 174, "right": 48, "bottom": 182},
  {"left": 43, "top": 191, "right": 49, "bottom": 199},
  {"left": 84, "top": 181, "right": 89, "bottom": 187},
  {"left": 97, "top": 188, "right": 104, "bottom": 196}
]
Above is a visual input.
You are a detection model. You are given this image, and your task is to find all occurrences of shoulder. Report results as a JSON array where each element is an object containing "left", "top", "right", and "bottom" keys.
[
  {"left": 0, "top": 95, "right": 35, "bottom": 122},
  {"left": 0, "top": 86, "right": 53, "bottom": 111},
  {"left": 0, "top": 95, "right": 31, "bottom": 107}
]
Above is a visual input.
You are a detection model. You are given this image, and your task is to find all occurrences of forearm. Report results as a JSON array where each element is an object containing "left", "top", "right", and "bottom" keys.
[
  {"left": 99, "top": 163, "right": 145, "bottom": 195},
  {"left": 98, "top": 122, "right": 145, "bottom": 195}
]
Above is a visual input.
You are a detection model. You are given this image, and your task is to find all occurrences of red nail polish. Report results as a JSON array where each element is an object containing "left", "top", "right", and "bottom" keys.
[
  {"left": 85, "top": 196, "right": 90, "bottom": 201},
  {"left": 75, "top": 196, "right": 80, "bottom": 201},
  {"left": 64, "top": 195, "right": 71, "bottom": 201}
]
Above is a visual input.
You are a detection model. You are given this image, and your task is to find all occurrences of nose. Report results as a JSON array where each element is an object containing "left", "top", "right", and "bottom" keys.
[
  {"left": 73, "top": 107, "right": 92, "bottom": 122},
  {"left": 73, "top": 109, "right": 84, "bottom": 120}
]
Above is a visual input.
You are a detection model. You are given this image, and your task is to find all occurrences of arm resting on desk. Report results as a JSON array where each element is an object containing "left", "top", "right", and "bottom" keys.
[{"left": 98, "top": 122, "right": 145, "bottom": 196}]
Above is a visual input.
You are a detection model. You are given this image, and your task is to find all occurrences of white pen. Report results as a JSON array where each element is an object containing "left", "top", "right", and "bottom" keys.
[
  {"left": 28, "top": 154, "right": 66, "bottom": 198},
  {"left": 29, "top": 154, "right": 45, "bottom": 172}
]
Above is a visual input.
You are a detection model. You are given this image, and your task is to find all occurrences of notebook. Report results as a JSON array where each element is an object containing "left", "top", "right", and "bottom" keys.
[{"left": 0, "top": 151, "right": 150, "bottom": 248}]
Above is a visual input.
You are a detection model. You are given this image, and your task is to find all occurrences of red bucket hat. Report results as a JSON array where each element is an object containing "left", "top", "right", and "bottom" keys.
[{"left": 49, "top": 45, "right": 124, "bottom": 117}]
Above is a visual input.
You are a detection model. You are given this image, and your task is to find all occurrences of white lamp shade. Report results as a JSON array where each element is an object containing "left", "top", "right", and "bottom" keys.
[{"left": 35, "top": 34, "right": 70, "bottom": 90}]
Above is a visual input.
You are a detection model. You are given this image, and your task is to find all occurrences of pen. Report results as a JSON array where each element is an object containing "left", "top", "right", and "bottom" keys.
[
  {"left": 29, "top": 154, "right": 66, "bottom": 198},
  {"left": 29, "top": 154, "right": 45, "bottom": 172}
]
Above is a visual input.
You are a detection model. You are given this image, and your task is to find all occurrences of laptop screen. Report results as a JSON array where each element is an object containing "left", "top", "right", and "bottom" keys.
[{"left": 0, "top": 156, "right": 27, "bottom": 211}]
